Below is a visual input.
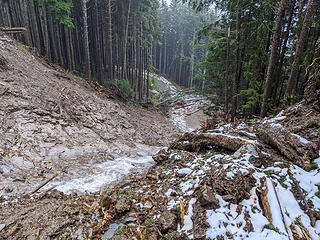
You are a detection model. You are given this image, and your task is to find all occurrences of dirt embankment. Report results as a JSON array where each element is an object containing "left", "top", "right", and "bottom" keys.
[{"left": 0, "top": 33, "right": 180, "bottom": 196}]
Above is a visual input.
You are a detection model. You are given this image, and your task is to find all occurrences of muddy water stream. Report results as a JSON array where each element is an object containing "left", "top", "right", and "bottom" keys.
[
  {"left": 45, "top": 146, "right": 161, "bottom": 194},
  {"left": 46, "top": 91, "right": 207, "bottom": 194},
  {"left": 45, "top": 78, "right": 207, "bottom": 194},
  {"left": 0, "top": 75, "right": 207, "bottom": 196}
]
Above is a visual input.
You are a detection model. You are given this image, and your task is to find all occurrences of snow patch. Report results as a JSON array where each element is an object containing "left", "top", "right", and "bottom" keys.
[
  {"left": 177, "top": 168, "right": 192, "bottom": 175},
  {"left": 291, "top": 133, "right": 310, "bottom": 144},
  {"left": 180, "top": 198, "right": 196, "bottom": 238}
]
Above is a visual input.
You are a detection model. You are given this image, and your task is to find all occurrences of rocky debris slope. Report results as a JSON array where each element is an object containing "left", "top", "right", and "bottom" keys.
[
  {"left": 2, "top": 102, "right": 319, "bottom": 240},
  {"left": 151, "top": 74, "right": 210, "bottom": 132},
  {"left": 0, "top": 33, "right": 180, "bottom": 196}
]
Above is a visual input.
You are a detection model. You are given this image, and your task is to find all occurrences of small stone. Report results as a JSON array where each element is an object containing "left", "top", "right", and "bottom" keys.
[
  {"left": 152, "top": 149, "right": 168, "bottom": 164},
  {"left": 197, "top": 185, "right": 220, "bottom": 210},
  {"left": 144, "top": 200, "right": 153, "bottom": 209},
  {"left": 123, "top": 217, "right": 136, "bottom": 223},
  {"left": 0, "top": 224, "right": 5, "bottom": 232},
  {"left": 115, "top": 196, "right": 131, "bottom": 214},
  {"left": 158, "top": 173, "right": 165, "bottom": 180},
  {"left": 170, "top": 191, "right": 177, "bottom": 197},
  {"left": 107, "top": 153, "right": 115, "bottom": 161},
  {"left": 103, "top": 223, "right": 124, "bottom": 239},
  {"left": 4, "top": 186, "right": 13, "bottom": 193},
  {"left": 157, "top": 210, "right": 177, "bottom": 233},
  {"left": 100, "top": 195, "right": 111, "bottom": 210},
  {"left": 148, "top": 231, "right": 158, "bottom": 240}
]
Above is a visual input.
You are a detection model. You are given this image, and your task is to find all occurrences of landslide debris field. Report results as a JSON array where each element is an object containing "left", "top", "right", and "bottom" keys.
[
  {"left": 0, "top": 34, "right": 320, "bottom": 240},
  {"left": 0, "top": 33, "right": 185, "bottom": 197}
]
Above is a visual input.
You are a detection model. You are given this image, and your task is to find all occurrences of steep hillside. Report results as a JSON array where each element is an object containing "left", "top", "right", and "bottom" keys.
[{"left": 0, "top": 33, "right": 180, "bottom": 195}]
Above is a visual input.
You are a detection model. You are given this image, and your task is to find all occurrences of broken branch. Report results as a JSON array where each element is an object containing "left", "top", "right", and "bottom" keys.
[{"left": 30, "top": 173, "right": 58, "bottom": 194}]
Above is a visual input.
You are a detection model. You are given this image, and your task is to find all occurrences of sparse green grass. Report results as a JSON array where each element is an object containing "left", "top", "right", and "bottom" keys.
[
  {"left": 251, "top": 205, "right": 258, "bottom": 213},
  {"left": 310, "top": 161, "right": 319, "bottom": 170},
  {"left": 115, "top": 225, "right": 127, "bottom": 235},
  {"left": 264, "top": 223, "right": 279, "bottom": 233},
  {"left": 307, "top": 120, "right": 320, "bottom": 128},
  {"left": 278, "top": 174, "right": 288, "bottom": 189},
  {"left": 206, "top": 152, "right": 215, "bottom": 158},
  {"left": 182, "top": 176, "right": 192, "bottom": 182}
]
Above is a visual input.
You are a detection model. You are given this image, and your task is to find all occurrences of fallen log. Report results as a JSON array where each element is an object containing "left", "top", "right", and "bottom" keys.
[
  {"left": 1, "top": 27, "right": 27, "bottom": 34},
  {"left": 272, "top": 181, "right": 290, "bottom": 238},
  {"left": 257, "top": 125, "right": 318, "bottom": 170},
  {"left": 256, "top": 177, "right": 272, "bottom": 224},
  {"left": 290, "top": 176, "right": 318, "bottom": 227},
  {"left": 289, "top": 224, "right": 304, "bottom": 240},
  {"left": 39, "top": 185, "right": 56, "bottom": 199},
  {"left": 294, "top": 216, "right": 311, "bottom": 240},
  {"left": 169, "top": 132, "right": 254, "bottom": 152},
  {"left": 30, "top": 173, "right": 58, "bottom": 194},
  {"left": 185, "top": 108, "right": 201, "bottom": 116}
]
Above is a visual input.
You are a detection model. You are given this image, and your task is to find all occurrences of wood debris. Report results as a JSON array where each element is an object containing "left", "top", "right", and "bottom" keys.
[
  {"left": 180, "top": 199, "right": 185, "bottom": 226},
  {"left": 1, "top": 27, "right": 27, "bottom": 34},
  {"left": 289, "top": 223, "right": 304, "bottom": 240},
  {"left": 295, "top": 216, "right": 311, "bottom": 240},
  {"left": 170, "top": 131, "right": 254, "bottom": 152},
  {"left": 30, "top": 173, "right": 58, "bottom": 195},
  {"left": 256, "top": 177, "right": 272, "bottom": 223}
]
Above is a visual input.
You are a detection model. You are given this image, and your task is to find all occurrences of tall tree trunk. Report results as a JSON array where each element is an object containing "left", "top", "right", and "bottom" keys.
[
  {"left": 81, "top": 0, "right": 91, "bottom": 81},
  {"left": 178, "top": 36, "right": 184, "bottom": 85},
  {"left": 64, "top": 26, "right": 72, "bottom": 70},
  {"left": 147, "top": 46, "right": 150, "bottom": 99},
  {"left": 94, "top": 0, "right": 103, "bottom": 83},
  {"left": 284, "top": 0, "right": 316, "bottom": 103},
  {"left": 272, "top": 0, "right": 296, "bottom": 104},
  {"left": 107, "top": 0, "right": 113, "bottom": 82},
  {"left": 133, "top": 19, "right": 137, "bottom": 98},
  {"left": 202, "top": 50, "right": 208, "bottom": 91},
  {"left": 57, "top": 26, "right": 65, "bottom": 66},
  {"left": 260, "top": 0, "right": 289, "bottom": 117},
  {"left": 159, "top": 43, "right": 162, "bottom": 74},
  {"left": 29, "top": 0, "right": 41, "bottom": 50},
  {"left": 41, "top": 3, "right": 50, "bottom": 58},
  {"left": 231, "top": 0, "right": 241, "bottom": 120},
  {"left": 189, "top": 31, "right": 196, "bottom": 89},
  {"left": 164, "top": 38, "right": 167, "bottom": 75},
  {"left": 123, "top": 0, "right": 131, "bottom": 81},
  {"left": 47, "top": 9, "right": 58, "bottom": 63},
  {"left": 22, "top": 0, "right": 32, "bottom": 46},
  {"left": 225, "top": 27, "right": 230, "bottom": 116}
]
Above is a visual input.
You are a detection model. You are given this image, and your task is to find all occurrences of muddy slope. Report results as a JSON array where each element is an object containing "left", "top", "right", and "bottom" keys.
[{"left": 0, "top": 33, "right": 180, "bottom": 195}]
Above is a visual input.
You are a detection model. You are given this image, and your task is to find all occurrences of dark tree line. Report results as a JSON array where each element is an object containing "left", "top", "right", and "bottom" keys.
[
  {"left": 2, "top": 0, "right": 319, "bottom": 114},
  {"left": 182, "top": 0, "right": 320, "bottom": 118},
  {"left": 0, "top": 0, "right": 161, "bottom": 101}
]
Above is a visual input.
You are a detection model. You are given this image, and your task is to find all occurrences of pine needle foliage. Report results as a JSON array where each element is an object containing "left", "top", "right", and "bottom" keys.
[{"left": 37, "top": 0, "right": 74, "bottom": 28}]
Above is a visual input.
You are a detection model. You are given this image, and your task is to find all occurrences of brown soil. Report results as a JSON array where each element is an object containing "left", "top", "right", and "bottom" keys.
[
  {"left": 0, "top": 32, "right": 181, "bottom": 196},
  {"left": 0, "top": 53, "right": 9, "bottom": 72}
]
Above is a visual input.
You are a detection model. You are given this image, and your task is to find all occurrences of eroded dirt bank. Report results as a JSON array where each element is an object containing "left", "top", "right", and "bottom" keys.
[{"left": 0, "top": 33, "right": 182, "bottom": 197}]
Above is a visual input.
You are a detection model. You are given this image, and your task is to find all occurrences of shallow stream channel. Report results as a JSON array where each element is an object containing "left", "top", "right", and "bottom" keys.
[{"left": 45, "top": 90, "right": 207, "bottom": 195}]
